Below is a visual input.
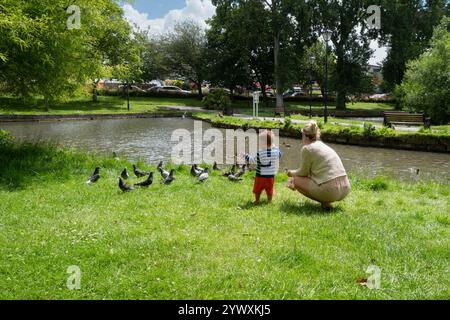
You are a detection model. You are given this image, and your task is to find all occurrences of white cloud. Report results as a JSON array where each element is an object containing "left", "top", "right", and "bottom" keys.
[{"left": 122, "top": 0, "right": 216, "bottom": 36}]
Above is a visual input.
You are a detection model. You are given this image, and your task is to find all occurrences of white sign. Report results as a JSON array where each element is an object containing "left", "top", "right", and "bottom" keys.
[{"left": 252, "top": 92, "right": 260, "bottom": 118}]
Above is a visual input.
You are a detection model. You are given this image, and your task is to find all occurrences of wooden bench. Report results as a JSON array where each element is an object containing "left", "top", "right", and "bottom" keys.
[{"left": 383, "top": 112, "right": 431, "bottom": 129}]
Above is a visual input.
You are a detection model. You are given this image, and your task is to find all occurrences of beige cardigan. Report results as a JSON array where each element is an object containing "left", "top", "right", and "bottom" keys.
[{"left": 294, "top": 141, "right": 347, "bottom": 185}]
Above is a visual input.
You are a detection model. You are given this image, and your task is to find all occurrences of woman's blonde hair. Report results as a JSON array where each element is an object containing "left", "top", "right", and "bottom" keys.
[{"left": 302, "top": 120, "right": 321, "bottom": 141}]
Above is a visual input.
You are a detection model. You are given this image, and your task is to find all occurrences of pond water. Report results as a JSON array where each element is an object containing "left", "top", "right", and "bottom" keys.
[{"left": 1, "top": 118, "right": 449, "bottom": 183}]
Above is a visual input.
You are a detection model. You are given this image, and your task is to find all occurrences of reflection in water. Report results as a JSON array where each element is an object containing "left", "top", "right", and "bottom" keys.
[{"left": 1, "top": 118, "right": 449, "bottom": 183}]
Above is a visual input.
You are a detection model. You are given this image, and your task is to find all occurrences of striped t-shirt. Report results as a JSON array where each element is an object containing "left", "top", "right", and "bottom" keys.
[{"left": 245, "top": 147, "right": 282, "bottom": 178}]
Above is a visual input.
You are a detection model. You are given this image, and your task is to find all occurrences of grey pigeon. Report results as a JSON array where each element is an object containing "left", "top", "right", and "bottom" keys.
[
  {"left": 191, "top": 164, "right": 203, "bottom": 177},
  {"left": 135, "top": 172, "right": 154, "bottom": 188},
  {"left": 133, "top": 164, "right": 147, "bottom": 178},
  {"left": 228, "top": 174, "right": 243, "bottom": 182},
  {"left": 162, "top": 169, "right": 175, "bottom": 185},
  {"left": 121, "top": 168, "right": 129, "bottom": 180},
  {"left": 86, "top": 167, "right": 101, "bottom": 184},
  {"left": 198, "top": 168, "right": 209, "bottom": 182},
  {"left": 119, "top": 177, "right": 134, "bottom": 192}
]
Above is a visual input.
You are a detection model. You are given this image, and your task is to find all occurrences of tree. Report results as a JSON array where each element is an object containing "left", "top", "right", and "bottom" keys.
[
  {"left": 263, "top": 0, "right": 314, "bottom": 114},
  {"left": 164, "top": 21, "right": 208, "bottom": 99},
  {"left": 298, "top": 41, "right": 335, "bottom": 97},
  {"left": 206, "top": 1, "right": 253, "bottom": 102},
  {"left": 313, "top": 0, "right": 374, "bottom": 110},
  {"left": 0, "top": 0, "right": 141, "bottom": 106},
  {"left": 140, "top": 37, "right": 170, "bottom": 83},
  {"left": 378, "top": 0, "right": 448, "bottom": 91},
  {"left": 398, "top": 17, "right": 450, "bottom": 124}
]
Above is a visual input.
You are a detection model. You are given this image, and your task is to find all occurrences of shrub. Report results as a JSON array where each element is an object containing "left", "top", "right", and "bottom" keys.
[
  {"left": 398, "top": 18, "right": 450, "bottom": 124},
  {"left": 368, "top": 176, "right": 389, "bottom": 191},
  {"left": 284, "top": 117, "right": 293, "bottom": 129},
  {"left": 363, "top": 123, "right": 377, "bottom": 137},
  {"left": 0, "top": 130, "right": 14, "bottom": 145},
  {"left": 202, "top": 89, "right": 231, "bottom": 111}
]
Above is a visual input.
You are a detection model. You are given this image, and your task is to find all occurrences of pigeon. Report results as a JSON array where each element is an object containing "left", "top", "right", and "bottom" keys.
[
  {"left": 135, "top": 172, "right": 154, "bottom": 188},
  {"left": 198, "top": 168, "right": 209, "bottom": 182},
  {"left": 121, "top": 168, "right": 129, "bottom": 180},
  {"left": 196, "top": 164, "right": 206, "bottom": 173},
  {"left": 213, "top": 162, "right": 220, "bottom": 171},
  {"left": 191, "top": 165, "right": 203, "bottom": 177},
  {"left": 86, "top": 167, "right": 101, "bottom": 184},
  {"left": 182, "top": 112, "right": 187, "bottom": 119},
  {"left": 221, "top": 165, "right": 236, "bottom": 177},
  {"left": 161, "top": 169, "right": 175, "bottom": 185},
  {"left": 228, "top": 174, "right": 243, "bottom": 182},
  {"left": 133, "top": 164, "right": 147, "bottom": 178},
  {"left": 234, "top": 164, "right": 246, "bottom": 178},
  {"left": 157, "top": 161, "right": 164, "bottom": 170},
  {"left": 119, "top": 177, "right": 134, "bottom": 192},
  {"left": 159, "top": 166, "right": 170, "bottom": 179}
]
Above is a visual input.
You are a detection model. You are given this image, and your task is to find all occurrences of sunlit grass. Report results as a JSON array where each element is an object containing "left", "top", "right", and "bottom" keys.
[{"left": 0, "top": 141, "right": 448, "bottom": 299}]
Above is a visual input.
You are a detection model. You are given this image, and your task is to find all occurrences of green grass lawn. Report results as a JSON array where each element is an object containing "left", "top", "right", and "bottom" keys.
[
  {"left": 0, "top": 139, "right": 448, "bottom": 299},
  {"left": 0, "top": 96, "right": 204, "bottom": 115},
  {"left": 0, "top": 96, "right": 395, "bottom": 116}
]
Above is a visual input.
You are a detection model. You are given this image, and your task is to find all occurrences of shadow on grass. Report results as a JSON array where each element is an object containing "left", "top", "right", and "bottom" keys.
[
  {"left": 0, "top": 141, "right": 103, "bottom": 191},
  {"left": 280, "top": 200, "right": 343, "bottom": 216},
  {"left": 0, "top": 96, "right": 123, "bottom": 113}
]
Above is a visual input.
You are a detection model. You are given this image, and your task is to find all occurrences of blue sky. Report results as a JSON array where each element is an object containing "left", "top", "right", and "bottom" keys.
[
  {"left": 129, "top": 0, "right": 187, "bottom": 19},
  {"left": 121, "top": 0, "right": 386, "bottom": 64}
]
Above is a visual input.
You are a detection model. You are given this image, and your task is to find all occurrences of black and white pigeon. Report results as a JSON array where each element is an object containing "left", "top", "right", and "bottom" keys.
[
  {"left": 228, "top": 174, "right": 243, "bottom": 182},
  {"left": 213, "top": 162, "right": 220, "bottom": 171},
  {"left": 133, "top": 164, "right": 147, "bottom": 178},
  {"left": 191, "top": 164, "right": 203, "bottom": 177},
  {"left": 221, "top": 164, "right": 236, "bottom": 177},
  {"left": 86, "top": 167, "right": 101, "bottom": 184},
  {"left": 157, "top": 161, "right": 164, "bottom": 170},
  {"left": 135, "top": 172, "right": 154, "bottom": 188},
  {"left": 161, "top": 169, "right": 175, "bottom": 185},
  {"left": 119, "top": 177, "right": 134, "bottom": 192},
  {"left": 121, "top": 168, "right": 129, "bottom": 180},
  {"left": 198, "top": 168, "right": 209, "bottom": 182},
  {"left": 196, "top": 164, "right": 206, "bottom": 173},
  {"left": 234, "top": 164, "right": 246, "bottom": 178},
  {"left": 159, "top": 166, "right": 170, "bottom": 179}
]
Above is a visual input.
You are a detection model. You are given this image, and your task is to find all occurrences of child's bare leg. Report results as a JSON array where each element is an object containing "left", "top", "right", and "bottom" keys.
[{"left": 254, "top": 192, "right": 261, "bottom": 205}]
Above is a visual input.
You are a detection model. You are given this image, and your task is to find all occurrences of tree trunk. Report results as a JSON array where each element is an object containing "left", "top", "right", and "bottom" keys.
[
  {"left": 335, "top": 49, "right": 347, "bottom": 110},
  {"left": 197, "top": 82, "right": 203, "bottom": 100},
  {"left": 274, "top": 31, "right": 284, "bottom": 115},
  {"left": 92, "top": 86, "right": 98, "bottom": 103},
  {"left": 44, "top": 97, "right": 49, "bottom": 112}
]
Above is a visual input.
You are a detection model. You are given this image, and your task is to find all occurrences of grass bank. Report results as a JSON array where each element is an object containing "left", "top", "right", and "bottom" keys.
[
  {"left": 193, "top": 113, "right": 450, "bottom": 153},
  {"left": 0, "top": 134, "right": 448, "bottom": 299},
  {"left": 0, "top": 96, "right": 394, "bottom": 117}
]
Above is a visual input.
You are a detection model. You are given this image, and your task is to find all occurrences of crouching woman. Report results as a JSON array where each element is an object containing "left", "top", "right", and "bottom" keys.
[{"left": 287, "top": 121, "right": 351, "bottom": 210}]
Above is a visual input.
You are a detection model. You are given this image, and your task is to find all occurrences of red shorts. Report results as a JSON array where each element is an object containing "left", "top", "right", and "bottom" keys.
[{"left": 253, "top": 177, "right": 275, "bottom": 197}]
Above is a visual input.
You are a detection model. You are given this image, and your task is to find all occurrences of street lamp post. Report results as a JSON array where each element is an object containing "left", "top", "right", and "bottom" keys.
[
  {"left": 322, "top": 30, "right": 332, "bottom": 124},
  {"left": 309, "top": 55, "right": 316, "bottom": 119},
  {"left": 126, "top": 80, "right": 130, "bottom": 112}
]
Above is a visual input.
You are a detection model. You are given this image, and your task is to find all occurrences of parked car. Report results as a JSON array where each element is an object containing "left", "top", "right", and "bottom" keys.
[
  {"left": 209, "top": 87, "right": 231, "bottom": 94},
  {"left": 147, "top": 86, "right": 191, "bottom": 94},
  {"left": 118, "top": 85, "right": 146, "bottom": 92}
]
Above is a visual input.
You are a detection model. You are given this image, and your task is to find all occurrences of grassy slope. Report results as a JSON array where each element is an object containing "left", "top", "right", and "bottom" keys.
[
  {"left": 0, "top": 96, "right": 394, "bottom": 116},
  {"left": 0, "top": 141, "right": 448, "bottom": 300},
  {"left": 194, "top": 113, "right": 450, "bottom": 138}
]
